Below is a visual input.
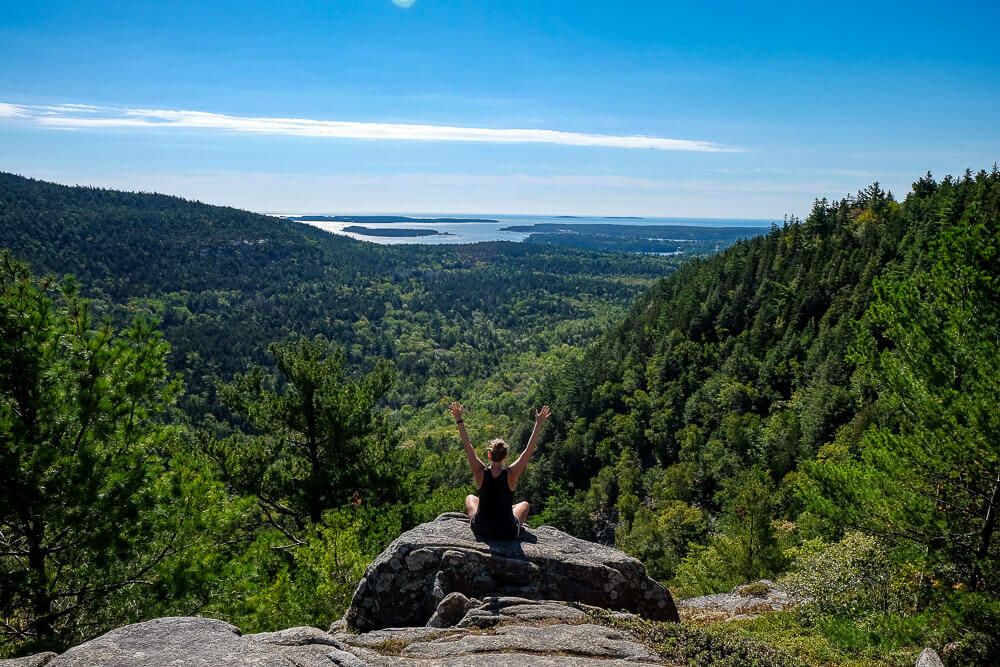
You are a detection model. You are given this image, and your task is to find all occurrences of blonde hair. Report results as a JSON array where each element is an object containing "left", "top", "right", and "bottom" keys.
[{"left": 486, "top": 438, "right": 508, "bottom": 463}]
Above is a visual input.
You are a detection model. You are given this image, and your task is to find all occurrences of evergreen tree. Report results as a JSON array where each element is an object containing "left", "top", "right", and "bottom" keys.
[
  {"left": 217, "top": 335, "right": 405, "bottom": 536},
  {"left": 712, "top": 467, "right": 783, "bottom": 582},
  {"left": 0, "top": 253, "right": 186, "bottom": 652}
]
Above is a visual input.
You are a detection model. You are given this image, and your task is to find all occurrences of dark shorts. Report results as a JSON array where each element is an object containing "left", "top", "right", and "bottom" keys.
[{"left": 470, "top": 512, "right": 520, "bottom": 540}]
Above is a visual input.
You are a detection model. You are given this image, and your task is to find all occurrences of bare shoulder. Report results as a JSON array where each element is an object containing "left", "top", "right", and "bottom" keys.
[{"left": 505, "top": 464, "right": 520, "bottom": 490}]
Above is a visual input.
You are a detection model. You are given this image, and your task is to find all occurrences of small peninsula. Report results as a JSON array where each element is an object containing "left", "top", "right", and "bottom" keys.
[{"left": 343, "top": 225, "right": 453, "bottom": 238}]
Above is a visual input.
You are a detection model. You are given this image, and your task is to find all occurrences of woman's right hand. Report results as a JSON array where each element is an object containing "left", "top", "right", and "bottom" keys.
[
  {"left": 449, "top": 401, "right": 464, "bottom": 422},
  {"left": 534, "top": 405, "right": 552, "bottom": 424}
]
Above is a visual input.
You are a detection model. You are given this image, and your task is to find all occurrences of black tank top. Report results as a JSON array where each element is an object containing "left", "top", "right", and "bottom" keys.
[{"left": 471, "top": 468, "right": 519, "bottom": 539}]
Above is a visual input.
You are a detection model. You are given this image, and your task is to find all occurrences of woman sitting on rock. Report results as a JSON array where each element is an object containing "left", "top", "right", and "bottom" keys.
[{"left": 450, "top": 401, "right": 551, "bottom": 539}]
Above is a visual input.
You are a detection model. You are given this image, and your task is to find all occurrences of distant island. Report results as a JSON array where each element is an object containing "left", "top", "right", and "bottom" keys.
[
  {"left": 553, "top": 215, "right": 642, "bottom": 220},
  {"left": 343, "top": 226, "right": 453, "bottom": 238},
  {"left": 499, "top": 223, "right": 767, "bottom": 237},
  {"left": 498, "top": 222, "right": 769, "bottom": 254},
  {"left": 288, "top": 215, "right": 497, "bottom": 223}
]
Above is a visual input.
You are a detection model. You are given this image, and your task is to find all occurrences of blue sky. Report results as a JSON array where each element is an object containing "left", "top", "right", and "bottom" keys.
[{"left": 1, "top": 0, "right": 997, "bottom": 217}]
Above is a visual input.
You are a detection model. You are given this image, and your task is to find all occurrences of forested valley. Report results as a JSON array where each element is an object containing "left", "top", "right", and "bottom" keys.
[{"left": 1, "top": 168, "right": 997, "bottom": 665}]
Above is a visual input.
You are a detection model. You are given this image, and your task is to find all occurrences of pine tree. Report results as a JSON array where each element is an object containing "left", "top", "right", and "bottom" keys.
[
  {"left": 217, "top": 335, "right": 405, "bottom": 538},
  {"left": 0, "top": 253, "right": 183, "bottom": 652}
]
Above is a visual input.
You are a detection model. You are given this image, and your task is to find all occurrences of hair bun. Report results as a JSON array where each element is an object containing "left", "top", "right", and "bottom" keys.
[{"left": 486, "top": 437, "right": 508, "bottom": 463}]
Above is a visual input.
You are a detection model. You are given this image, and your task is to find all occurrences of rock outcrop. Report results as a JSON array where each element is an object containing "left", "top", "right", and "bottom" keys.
[
  {"left": 3, "top": 603, "right": 666, "bottom": 666},
  {"left": 3, "top": 617, "right": 362, "bottom": 666},
  {"left": 915, "top": 648, "right": 945, "bottom": 667},
  {"left": 332, "top": 604, "right": 664, "bottom": 665},
  {"left": 345, "top": 512, "right": 678, "bottom": 631},
  {"left": 3, "top": 514, "right": 678, "bottom": 666}
]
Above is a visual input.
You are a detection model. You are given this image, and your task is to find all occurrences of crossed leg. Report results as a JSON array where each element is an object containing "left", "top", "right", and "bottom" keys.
[
  {"left": 466, "top": 496, "right": 530, "bottom": 528},
  {"left": 513, "top": 501, "right": 530, "bottom": 526}
]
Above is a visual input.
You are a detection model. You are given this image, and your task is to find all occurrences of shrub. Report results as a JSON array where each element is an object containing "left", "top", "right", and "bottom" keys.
[
  {"left": 780, "top": 532, "right": 904, "bottom": 616},
  {"left": 672, "top": 543, "right": 736, "bottom": 597},
  {"left": 592, "top": 610, "right": 800, "bottom": 667}
]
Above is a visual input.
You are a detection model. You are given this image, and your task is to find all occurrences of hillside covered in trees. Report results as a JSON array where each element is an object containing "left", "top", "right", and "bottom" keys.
[
  {"left": 1, "top": 168, "right": 998, "bottom": 665},
  {"left": 0, "top": 171, "right": 680, "bottom": 419},
  {"left": 524, "top": 167, "right": 999, "bottom": 664}
]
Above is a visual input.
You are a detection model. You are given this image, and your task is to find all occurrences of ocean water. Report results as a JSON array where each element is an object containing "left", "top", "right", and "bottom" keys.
[{"left": 284, "top": 213, "right": 776, "bottom": 245}]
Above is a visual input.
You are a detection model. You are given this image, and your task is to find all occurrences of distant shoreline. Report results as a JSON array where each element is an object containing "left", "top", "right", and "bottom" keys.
[
  {"left": 288, "top": 215, "right": 498, "bottom": 224},
  {"left": 291, "top": 214, "right": 777, "bottom": 248},
  {"left": 554, "top": 215, "right": 643, "bottom": 220},
  {"left": 500, "top": 222, "right": 769, "bottom": 235}
]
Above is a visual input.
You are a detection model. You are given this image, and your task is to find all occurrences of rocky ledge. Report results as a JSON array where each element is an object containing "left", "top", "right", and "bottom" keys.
[
  {"left": 346, "top": 512, "right": 678, "bottom": 631},
  {"left": 2, "top": 608, "right": 666, "bottom": 666},
  {"left": 2, "top": 514, "right": 678, "bottom": 666}
]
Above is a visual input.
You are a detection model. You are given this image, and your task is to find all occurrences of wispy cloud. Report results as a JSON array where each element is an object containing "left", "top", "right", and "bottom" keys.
[
  {"left": 0, "top": 103, "right": 24, "bottom": 118},
  {"left": 1, "top": 101, "right": 741, "bottom": 152}
]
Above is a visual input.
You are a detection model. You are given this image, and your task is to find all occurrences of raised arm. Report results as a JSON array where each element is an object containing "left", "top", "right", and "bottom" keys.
[
  {"left": 508, "top": 405, "right": 551, "bottom": 488},
  {"left": 450, "top": 402, "right": 485, "bottom": 488}
]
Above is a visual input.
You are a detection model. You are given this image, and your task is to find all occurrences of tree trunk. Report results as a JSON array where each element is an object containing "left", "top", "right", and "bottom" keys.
[
  {"left": 970, "top": 471, "right": 1000, "bottom": 589},
  {"left": 27, "top": 519, "right": 54, "bottom": 645}
]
